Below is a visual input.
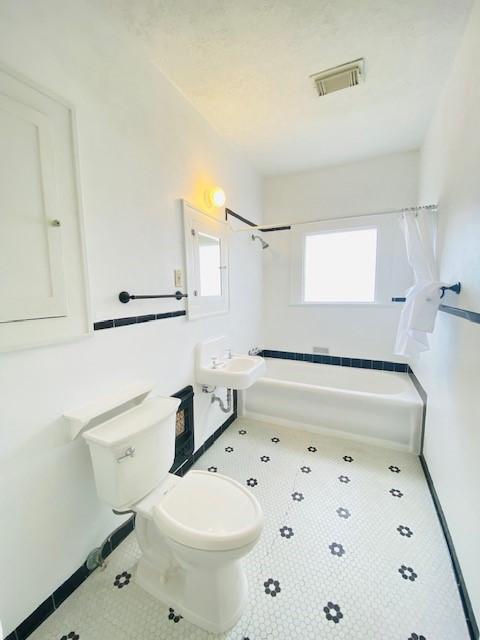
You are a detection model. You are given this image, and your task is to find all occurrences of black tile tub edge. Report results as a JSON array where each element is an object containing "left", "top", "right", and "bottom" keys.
[
  {"left": 259, "top": 350, "right": 409, "bottom": 372},
  {"left": 9, "top": 393, "right": 238, "bottom": 639},
  {"left": 419, "top": 455, "right": 479, "bottom": 640},
  {"left": 93, "top": 310, "right": 186, "bottom": 330},
  {"left": 408, "top": 368, "right": 428, "bottom": 456}
]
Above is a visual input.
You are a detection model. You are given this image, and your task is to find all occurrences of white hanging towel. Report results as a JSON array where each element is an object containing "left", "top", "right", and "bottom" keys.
[{"left": 394, "top": 211, "right": 444, "bottom": 357}]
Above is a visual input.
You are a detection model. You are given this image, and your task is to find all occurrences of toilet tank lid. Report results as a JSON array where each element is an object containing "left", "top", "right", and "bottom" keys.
[{"left": 83, "top": 396, "right": 180, "bottom": 448}]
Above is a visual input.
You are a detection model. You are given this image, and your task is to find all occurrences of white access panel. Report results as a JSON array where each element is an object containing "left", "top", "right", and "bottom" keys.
[
  {"left": 0, "top": 65, "right": 90, "bottom": 350},
  {"left": 0, "top": 92, "right": 67, "bottom": 322}
]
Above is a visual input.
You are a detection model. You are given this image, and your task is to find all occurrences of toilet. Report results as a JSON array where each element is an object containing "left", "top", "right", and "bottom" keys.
[{"left": 82, "top": 395, "right": 263, "bottom": 633}]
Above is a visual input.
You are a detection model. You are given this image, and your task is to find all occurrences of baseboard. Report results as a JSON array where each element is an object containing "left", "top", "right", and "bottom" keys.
[
  {"left": 243, "top": 410, "right": 412, "bottom": 453},
  {"left": 419, "top": 454, "right": 479, "bottom": 640},
  {"left": 5, "top": 399, "right": 238, "bottom": 640}
]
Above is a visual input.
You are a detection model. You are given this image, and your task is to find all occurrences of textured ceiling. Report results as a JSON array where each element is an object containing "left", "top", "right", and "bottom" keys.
[{"left": 105, "top": 0, "right": 473, "bottom": 175}]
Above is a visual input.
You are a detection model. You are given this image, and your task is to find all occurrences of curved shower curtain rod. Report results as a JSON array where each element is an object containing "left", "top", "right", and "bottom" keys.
[{"left": 230, "top": 204, "right": 438, "bottom": 233}]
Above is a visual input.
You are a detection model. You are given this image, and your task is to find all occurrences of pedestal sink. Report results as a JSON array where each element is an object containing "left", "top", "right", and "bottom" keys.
[{"left": 195, "top": 337, "right": 266, "bottom": 390}]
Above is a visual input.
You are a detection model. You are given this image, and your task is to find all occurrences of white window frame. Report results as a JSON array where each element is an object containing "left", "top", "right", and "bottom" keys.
[
  {"left": 290, "top": 215, "right": 396, "bottom": 306},
  {"left": 182, "top": 200, "right": 230, "bottom": 320}
]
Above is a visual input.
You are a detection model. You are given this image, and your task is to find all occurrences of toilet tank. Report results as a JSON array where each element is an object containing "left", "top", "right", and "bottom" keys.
[{"left": 83, "top": 396, "right": 180, "bottom": 509}]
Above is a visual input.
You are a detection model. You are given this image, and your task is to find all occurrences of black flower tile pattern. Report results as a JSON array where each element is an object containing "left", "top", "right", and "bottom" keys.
[
  {"left": 225, "top": 446, "right": 234, "bottom": 453},
  {"left": 328, "top": 542, "right": 346, "bottom": 557},
  {"left": 343, "top": 455, "right": 354, "bottom": 462},
  {"left": 323, "top": 601, "right": 343, "bottom": 624},
  {"left": 28, "top": 420, "right": 470, "bottom": 640},
  {"left": 389, "top": 465, "right": 401, "bottom": 473},
  {"left": 113, "top": 571, "right": 131, "bottom": 588},
  {"left": 279, "top": 526, "right": 294, "bottom": 539},
  {"left": 260, "top": 455, "right": 270, "bottom": 463},
  {"left": 399, "top": 565, "right": 418, "bottom": 582},
  {"left": 397, "top": 525, "right": 413, "bottom": 538},
  {"left": 307, "top": 445, "right": 317, "bottom": 452},
  {"left": 263, "top": 578, "right": 281, "bottom": 597},
  {"left": 168, "top": 607, "right": 183, "bottom": 623},
  {"left": 238, "top": 429, "right": 247, "bottom": 435},
  {"left": 336, "top": 507, "right": 351, "bottom": 519}
]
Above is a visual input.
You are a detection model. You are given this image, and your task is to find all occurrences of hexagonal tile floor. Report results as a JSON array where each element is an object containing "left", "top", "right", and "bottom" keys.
[{"left": 29, "top": 419, "right": 469, "bottom": 640}]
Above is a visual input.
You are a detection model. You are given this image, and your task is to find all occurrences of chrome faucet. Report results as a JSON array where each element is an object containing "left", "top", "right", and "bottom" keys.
[{"left": 225, "top": 348, "right": 232, "bottom": 360}]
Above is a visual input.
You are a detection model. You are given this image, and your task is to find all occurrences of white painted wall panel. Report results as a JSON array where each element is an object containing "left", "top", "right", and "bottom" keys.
[
  {"left": 0, "top": 1, "right": 262, "bottom": 633},
  {"left": 262, "top": 151, "right": 419, "bottom": 360},
  {"left": 415, "top": 0, "right": 480, "bottom": 620}
]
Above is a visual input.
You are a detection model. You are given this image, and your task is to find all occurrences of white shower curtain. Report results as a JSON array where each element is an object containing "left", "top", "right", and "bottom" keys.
[{"left": 394, "top": 210, "right": 443, "bottom": 357}]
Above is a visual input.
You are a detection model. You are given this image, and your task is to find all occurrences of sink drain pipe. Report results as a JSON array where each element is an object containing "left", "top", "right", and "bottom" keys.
[{"left": 211, "top": 388, "right": 232, "bottom": 413}]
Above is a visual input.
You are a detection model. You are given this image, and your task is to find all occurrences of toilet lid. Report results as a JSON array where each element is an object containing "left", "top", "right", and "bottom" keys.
[{"left": 153, "top": 470, "right": 263, "bottom": 551}]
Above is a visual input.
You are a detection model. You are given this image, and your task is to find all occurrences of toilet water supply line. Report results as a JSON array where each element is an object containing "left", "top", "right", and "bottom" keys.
[{"left": 85, "top": 510, "right": 135, "bottom": 571}]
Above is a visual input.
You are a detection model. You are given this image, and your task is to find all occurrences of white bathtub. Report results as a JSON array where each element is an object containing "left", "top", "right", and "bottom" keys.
[{"left": 243, "top": 358, "right": 423, "bottom": 452}]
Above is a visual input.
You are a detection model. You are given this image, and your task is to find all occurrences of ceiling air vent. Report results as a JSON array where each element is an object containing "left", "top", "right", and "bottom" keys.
[{"left": 311, "top": 58, "right": 365, "bottom": 97}]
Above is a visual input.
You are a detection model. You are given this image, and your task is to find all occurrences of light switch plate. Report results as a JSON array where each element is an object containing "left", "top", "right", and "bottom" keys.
[{"left": 174, "top": 269, "right": 183, "bottom": 287}]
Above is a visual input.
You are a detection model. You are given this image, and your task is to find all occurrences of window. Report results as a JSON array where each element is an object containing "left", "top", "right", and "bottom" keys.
[
  {"left": 290, "top": 214, "right": 408, "bottom": 306},
  {"left": 303, "top": 227, "right": 377, "bottom": 303}
]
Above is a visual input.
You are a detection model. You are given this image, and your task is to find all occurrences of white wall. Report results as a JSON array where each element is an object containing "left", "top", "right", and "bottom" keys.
[
  {"left": 0, "top": 1, "right": 262, "bottom": 634},
  {"left": 262, "top": 151, "right": 419, "bottom": 359},
  {"left": 414, "top": 0, "right": 480, "bottom": 620}
]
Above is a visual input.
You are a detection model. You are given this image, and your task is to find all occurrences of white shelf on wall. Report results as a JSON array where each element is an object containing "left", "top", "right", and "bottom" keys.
[{"left": 64, "top": 381, "right": 154, "bottom": 439}]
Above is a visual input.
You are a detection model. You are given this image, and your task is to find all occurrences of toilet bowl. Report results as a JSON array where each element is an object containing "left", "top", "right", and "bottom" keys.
[
  {"left": 82, "top": 395, "right": 263, "bottom": 634},
  {"left": 134, "top": 470, "right": 263, "bottom": 633}
]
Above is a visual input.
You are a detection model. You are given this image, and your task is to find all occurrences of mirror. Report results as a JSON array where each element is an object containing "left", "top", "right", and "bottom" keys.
[
  {"left": 198, "top": 232, "right": 222, "bottom": 297},
  {"left": 182, "top": 201, "right": 230, "bottom": 320}
]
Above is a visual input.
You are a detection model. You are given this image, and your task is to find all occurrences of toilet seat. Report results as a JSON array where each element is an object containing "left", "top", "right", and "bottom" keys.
[{"left": 153, "top": 470, "right": 263, "bottom": 551}]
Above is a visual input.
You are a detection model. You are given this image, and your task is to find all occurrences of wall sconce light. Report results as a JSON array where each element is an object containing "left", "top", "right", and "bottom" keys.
[{"left": 205, "top": 187, "right": 226, "bottom": 208}]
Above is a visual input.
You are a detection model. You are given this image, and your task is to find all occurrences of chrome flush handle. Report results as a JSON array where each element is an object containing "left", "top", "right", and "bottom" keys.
[{"left": 116, "top": 446, "right": 136, "bottom": 463}]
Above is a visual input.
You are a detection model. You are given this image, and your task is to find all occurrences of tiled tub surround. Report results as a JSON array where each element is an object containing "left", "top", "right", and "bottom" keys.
[
  {"left": 245, "top": 358, "right": 423, "bottom": 453},
  {"left": 260, "top": 349, "right": 410, "bottom": 372},
  {"left": 27, "top": 420, "right": 468, "bottom": 640}
]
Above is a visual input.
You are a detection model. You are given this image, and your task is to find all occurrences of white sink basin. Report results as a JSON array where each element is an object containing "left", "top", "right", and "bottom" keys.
[{"left": 197, "top": 355, "right": 266, "bottom": 390}]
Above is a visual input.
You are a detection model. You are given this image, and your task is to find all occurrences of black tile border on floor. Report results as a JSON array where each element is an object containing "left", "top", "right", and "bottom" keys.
[
  {"left": 93, "top": 310, "right": 186, "bottom": 331},
  {"left": 410, "top": 367, "right": 478, "bottom": 640},
  {"left": 6, "top": 392, "right": 237, "bottom": 640},
  {"left": 420, "top": 455, "right": 479, "bottom": 640},
  {"left": 260, "top": 349, "right": 410, "bottom": 373}
]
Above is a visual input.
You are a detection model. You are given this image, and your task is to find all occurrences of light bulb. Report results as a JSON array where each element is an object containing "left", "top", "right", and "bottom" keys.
[{"left": 205, "top": 187, "right": 226, "bottom": 208}]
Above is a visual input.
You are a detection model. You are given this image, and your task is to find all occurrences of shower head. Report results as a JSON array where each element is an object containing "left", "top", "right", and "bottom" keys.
[{"left": 251, "top": 234, "right": 269, "bottom": 249}]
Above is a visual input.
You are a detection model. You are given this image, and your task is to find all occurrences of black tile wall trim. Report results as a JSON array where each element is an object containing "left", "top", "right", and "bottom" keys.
[
  {"left": 7, "top": 393, "right": 237, "bottom": 640},
  {"left": 260, "top": 349, "right": 410, "bottom": 373},
  {"left": 93, "top": 310, "right": 186, "bottom": 330},
  {"left": 439, "top": 304, "right": 480, "bottom": 324},
  {"left": 420, "top": 455, "right": 479, "bottom": 640}
]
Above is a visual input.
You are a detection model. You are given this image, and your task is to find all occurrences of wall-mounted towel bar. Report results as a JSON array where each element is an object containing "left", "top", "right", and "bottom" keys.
[
  {"left": 440, "top": 282, "right": 461, "bottom": 299},
  {"left": 119, "top": 290, "right": 187, "bottom": 303},
  {"left": 392, "top": 283, "right": 461, "bottom": 303}
]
